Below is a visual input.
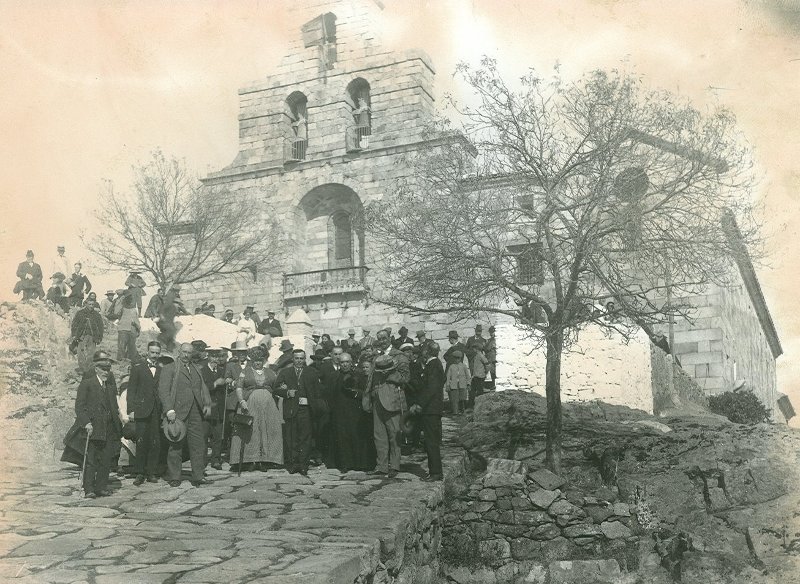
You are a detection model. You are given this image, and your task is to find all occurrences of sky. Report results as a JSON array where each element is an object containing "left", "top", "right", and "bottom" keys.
[{"left": 1, "top": 0, "right": 799, "bottom": 412}]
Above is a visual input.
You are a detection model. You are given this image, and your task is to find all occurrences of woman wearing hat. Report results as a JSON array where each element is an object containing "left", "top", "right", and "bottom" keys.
[
  {"left": 229, "top": 345, "right": 283, "bottom": 472},
  {"left": 46, "top": 272, "right": 71, "bottom": 312}
]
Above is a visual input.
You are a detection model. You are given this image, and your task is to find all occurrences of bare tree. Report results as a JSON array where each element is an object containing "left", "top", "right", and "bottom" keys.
[
  {"left": 365, "top": 58, "right": 761, "bottom": 473},
  {"left": 83, "top": 150, "right": 287, "bottom": 289}
]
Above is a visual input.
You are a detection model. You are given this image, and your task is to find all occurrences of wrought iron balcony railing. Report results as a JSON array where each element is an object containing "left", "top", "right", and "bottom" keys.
[
  {"left": 283, "top": 266, "right": 369, "bottom": 300},
  {"left": 284, "top": 137, "right": 308, "bottom": 163},
  {"left": 345, "top": 125, "right": 371, "bottom": 152}
]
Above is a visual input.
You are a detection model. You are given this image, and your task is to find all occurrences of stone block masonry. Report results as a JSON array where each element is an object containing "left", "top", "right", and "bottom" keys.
[{"left": 440, "top": 458, "right": 641, "bottom": 584}]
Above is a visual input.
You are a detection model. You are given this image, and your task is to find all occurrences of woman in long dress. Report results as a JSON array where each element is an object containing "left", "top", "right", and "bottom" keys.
[{"left": 229, "top": 345, "right": 283, "bottom": 471}]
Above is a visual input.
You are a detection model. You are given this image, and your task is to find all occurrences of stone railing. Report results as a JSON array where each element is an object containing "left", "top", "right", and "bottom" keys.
[{"left": 283, "top": 266, "right": 369, "bottom": 300}]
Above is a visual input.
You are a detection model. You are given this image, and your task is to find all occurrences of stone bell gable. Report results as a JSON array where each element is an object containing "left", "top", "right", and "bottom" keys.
[{"left": 185, "top": 0, "right": 462, "bottom": 340}]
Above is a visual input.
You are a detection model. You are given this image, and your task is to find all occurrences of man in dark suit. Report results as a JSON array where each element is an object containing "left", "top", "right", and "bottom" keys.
[
  {"left": 197, "top": 344, "right": 227, "bottom": 470},
  {"left": 158, "top": 343, "right": 212, "bottom": 487},
  {"left": 14, "top": 250, "right": 44, "bottom": 300},
  {"left": 391, "top": 326, "right": 414, "bottom": 349},
  {"left": 340, "top": 329, "right": 360, "bottom": 359},
  {"left": 257, "top": 310, "right": 283, "bottom": 336},
  {"left": 271, "top": 339, "right": 294, "bottom": 372},
  {"left": 274, "top": 349, "right": 320, "bottom": 475},
  {"left": 62, "top": 350, "right": 122, "bottom": 498},
  {"left": 411, "top": 342, "right": 446, "bottom": 481},
  {"left": 127, "top": 341, "right": 163, "bottom": 485},
  {"left": 315, "top": 346, "right": 343, "bottom": 468}
]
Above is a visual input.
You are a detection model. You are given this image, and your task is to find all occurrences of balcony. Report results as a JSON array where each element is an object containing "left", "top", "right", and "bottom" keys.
[
  {"left": 283, "top": 266, "right": 369, "bottom": 300},
  {"left": 345, "top": 125, "right": 371, "bottom": 153},
  {"left": 284, "top": 138, "right": 307, "bottom": 163}
]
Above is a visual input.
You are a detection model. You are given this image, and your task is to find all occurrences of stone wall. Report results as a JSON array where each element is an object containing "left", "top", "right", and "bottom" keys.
[
  {"left": 495, "top": 322, "right": 655, "bottom": 414},
  {"left": 441, "top": 458, "right": 639, "bottom": 584},
  {"left": 649, "top": 345, "right": 708, "bottom": 415},
  {"left": 715, "top": 280, "right": 780, "bottom": 419}
]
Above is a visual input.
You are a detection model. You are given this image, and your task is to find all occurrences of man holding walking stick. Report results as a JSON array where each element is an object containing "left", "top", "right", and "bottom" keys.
[{"left": 61, "top": 350, "right": 122, "bottom": 498}]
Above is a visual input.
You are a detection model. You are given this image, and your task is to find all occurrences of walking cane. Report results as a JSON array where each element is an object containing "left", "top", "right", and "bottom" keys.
[
  {"left": 237, "top": 427, "right": 245, "bottom": 477},
  {"left": 78, "top": 427, "right": 92, "bottom": 492}
]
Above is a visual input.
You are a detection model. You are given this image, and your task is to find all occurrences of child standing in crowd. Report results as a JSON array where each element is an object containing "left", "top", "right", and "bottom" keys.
[{"left": 445, "top": 350, "right": 470, "bottom": 415}]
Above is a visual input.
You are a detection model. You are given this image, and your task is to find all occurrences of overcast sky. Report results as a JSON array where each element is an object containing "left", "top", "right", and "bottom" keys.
[{"left": 1, "top": 0, "right": 799, "bottom": 413}]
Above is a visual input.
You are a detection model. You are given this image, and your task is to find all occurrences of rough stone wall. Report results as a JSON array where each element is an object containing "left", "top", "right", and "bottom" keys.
[
  {"left": 441, "top": 459, "right": 638, "bottom": 584},
  {"left": 495, "top": 322, "right": 655, "bottom": 414}
]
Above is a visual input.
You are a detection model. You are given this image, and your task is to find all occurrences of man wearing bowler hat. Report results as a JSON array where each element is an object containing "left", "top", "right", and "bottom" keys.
[
  {"left": 14, "top": 250, "right": 44, "bottom": 300},
  {"left": 158, "top": 343, "right": 212, "bottom": 487},
  {"left": 62, "top": 350, "right": 122, "bottom": 497},
  {"left": 194, "top": 342, "right": 227, "bottom": 470}
]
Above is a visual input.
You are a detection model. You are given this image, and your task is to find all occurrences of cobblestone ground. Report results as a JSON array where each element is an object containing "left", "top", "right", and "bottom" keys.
[{"left": 0, "top": 419, "right": 460, "bottom": 584}]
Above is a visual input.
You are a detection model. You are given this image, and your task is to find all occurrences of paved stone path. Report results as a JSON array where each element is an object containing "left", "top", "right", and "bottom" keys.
[{"left": 0, "top": 419, "right": 461, "bottom": 583}]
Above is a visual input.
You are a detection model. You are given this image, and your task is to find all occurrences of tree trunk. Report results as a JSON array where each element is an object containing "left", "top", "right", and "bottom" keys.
[{"left": 544, "top": 328, "right": 564, "bottom": 475}]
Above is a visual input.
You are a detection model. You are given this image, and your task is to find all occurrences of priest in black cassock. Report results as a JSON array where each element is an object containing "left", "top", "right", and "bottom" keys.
[{"left": 332, "top": 352, "right": 373, "bottom": 471}]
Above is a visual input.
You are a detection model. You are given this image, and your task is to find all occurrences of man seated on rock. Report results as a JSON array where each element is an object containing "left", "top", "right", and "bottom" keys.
[{"left": 14, "top": 250, "right": 45, "bottom": 300}]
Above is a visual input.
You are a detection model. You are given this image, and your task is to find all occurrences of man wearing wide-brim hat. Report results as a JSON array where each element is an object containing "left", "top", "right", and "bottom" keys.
[
  {"left": 271, "top": 338, "right": 294, "bottom": 372},
  {"left": 61, "top": 350, "right": 121, "bottom": 498},
  {"left": 366, "top": 354, "right": 407, "bottom": 478}
]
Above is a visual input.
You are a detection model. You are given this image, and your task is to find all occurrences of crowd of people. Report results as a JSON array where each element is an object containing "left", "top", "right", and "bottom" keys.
[
  {"left": 61, "top": 320, "right": 498, "bottom": 498},
  {"left": 15, "top": 249, "right": 500, "bottom": 497}
]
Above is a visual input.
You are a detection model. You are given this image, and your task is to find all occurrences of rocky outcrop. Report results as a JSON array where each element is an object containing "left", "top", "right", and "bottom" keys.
[{"left": 445, "top": 390, "right": 800, "bottom": 583}]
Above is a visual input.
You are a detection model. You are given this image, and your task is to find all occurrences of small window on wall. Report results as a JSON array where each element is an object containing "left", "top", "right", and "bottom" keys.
[
  {"left": 507, "top": 242, "right": 544, "bottom": 285},
  {"left": 301, "top": 13, "right": 337, "bottom": 71},
  {"left": 333, "top": 212, "right": 353, "bottom": 261}
]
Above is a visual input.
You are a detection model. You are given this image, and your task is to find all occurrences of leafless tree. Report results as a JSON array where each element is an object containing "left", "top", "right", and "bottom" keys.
[
  {"left": 83, "top": 150, "right": 288, "bottom": 290},
  {"left": 365, "top": 58, "right": 761, "bottom": 473}
]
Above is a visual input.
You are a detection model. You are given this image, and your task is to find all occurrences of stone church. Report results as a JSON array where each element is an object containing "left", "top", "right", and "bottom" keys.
[{"left": 183, "top": 0, "right": 786, "bottom": 421}]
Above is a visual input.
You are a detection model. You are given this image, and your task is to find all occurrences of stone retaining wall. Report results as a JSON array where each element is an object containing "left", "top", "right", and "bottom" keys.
[{"left": 441, "top": 459, "right": 641, "bottom": 584}]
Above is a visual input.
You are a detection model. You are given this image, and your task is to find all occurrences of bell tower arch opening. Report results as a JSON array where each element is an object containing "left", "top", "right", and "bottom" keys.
[{"left": 298, "top": 183, "right": 365, "bottom": 272}]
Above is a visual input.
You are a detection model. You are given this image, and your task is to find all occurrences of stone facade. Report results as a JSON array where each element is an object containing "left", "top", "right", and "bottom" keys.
[
  {"left": 180, "top": 0, "right": 782, "bottom": 419},
  {"left": 666, "top": 276, "right": 782, "bottom": 420}
]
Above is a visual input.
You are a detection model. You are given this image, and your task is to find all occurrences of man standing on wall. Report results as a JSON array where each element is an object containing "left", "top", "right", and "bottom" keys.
[
  {"left": 67, "top": 262, "right": 92, "bottom": 308},
  {"left": 70, "top": 299, "right": 104, "bottom": 374}
]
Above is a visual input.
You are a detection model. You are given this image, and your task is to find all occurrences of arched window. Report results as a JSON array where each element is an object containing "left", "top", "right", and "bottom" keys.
[
  {"left": 286, "top": 92, "right": 308, "bottom": 161},
  {"left": 346, "top": 78, "right": 371, "bottom": 152}
]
